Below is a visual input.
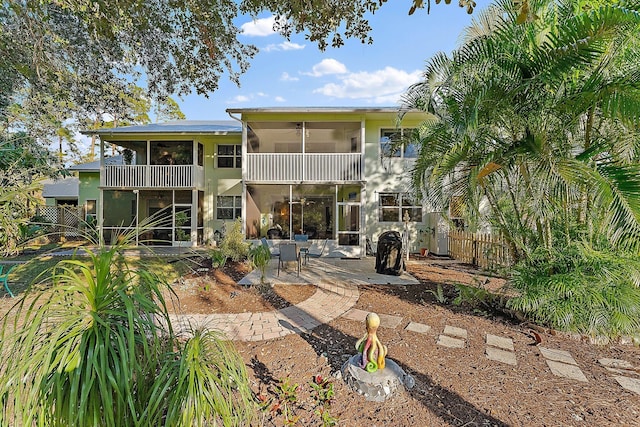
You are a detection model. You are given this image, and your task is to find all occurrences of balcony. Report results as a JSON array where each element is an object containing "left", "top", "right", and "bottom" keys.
[
  {"left": 102, "top": 165, "right": 204, "bottom": 188},
  {"left": 246, "top": 153, "right": 363, "bottom": 182}
]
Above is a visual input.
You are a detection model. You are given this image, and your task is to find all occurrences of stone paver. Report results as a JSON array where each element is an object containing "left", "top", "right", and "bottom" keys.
[
  {"left": 443, "top": 325, "right": 468, "bottom": 339},
  {"left": 539, "top": 347, "right": 588, "bottom": 382},
  {"left": 170, "top": 281, "right": 359, "bottom": 341},
  {"left": 598, "top": 358, "right": 637, "bottom": 375},
  {"left": 437, "top": 335, "right": 465, "bottom": 348},
  {"left": 486, "top": 347, "right": 517, "bottom": 366},
  {"left": 613, "top": 376, "right": 640, "bottom": 395},
  {"left": 486, "top": 334, "right": 514, "bottom": 351},
  {"left": 539, "top": 347, "right": 578, "bottom": 365},
  {"left": 342, "top": 308, "right": 403, "bottom": 328},
  {"left": 405, "top": 321, "right": 431, "bottom": 334}
]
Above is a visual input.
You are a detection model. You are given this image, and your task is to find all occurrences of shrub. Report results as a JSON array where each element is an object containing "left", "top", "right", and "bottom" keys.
[
  {"left": 0, "top": 243, "right": 256, "bottom": 426},
  {"left": 507, "top": 242, "right": 640, "bottom": 341},
  {"left": 220, "top": 218, "right": 249, "bottom": 262},
  {"left": 248, "top": 242, "right": 271, "bottom": 284}
]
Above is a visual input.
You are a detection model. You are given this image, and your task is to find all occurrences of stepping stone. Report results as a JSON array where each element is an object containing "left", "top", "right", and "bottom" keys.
[
  {"left": 443, "top": 325, "right": 468, "bottom": 339},
  {"left": 437, "top": 334, "right": 465, "bottom": 348},
  {"left": 486, "top": 347, "right": 517, "bottom": 366},
  {"left": 539, "top": 347, "right": 578, "bottom": 365},
  {"left": 405, "top": 321, "right": 431, "bottom": 334},
  {"left": 342, "top": 309, "right": 403, "bottom": 328},
  {"left": 539, "top": 347, "right": 587, "bottom": 382},
  {"left": 598, "top": 358, "right": 638, "bottom": 376},
  {"left": 486, "top": 334, "right": 514, "bottom": 351},
  {"left": 613, "top": 376, "right": 640, "bottom": 395},
  {"left": 342, "top": 308, "right": 368, "bottom": 322},
  {"left": 485, "top": 334, "right": 516, "bottom": 366}
]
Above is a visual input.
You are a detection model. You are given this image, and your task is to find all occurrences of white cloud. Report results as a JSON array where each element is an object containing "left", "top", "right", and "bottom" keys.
[
  {"left": 304, "top": 59, "right": 348, "bottom": 77},
  {"left": 226, "top": 95, "right": 251, "bottom": 104},
  {"left": 240, "top": 16, "right": 278, "bottom": 37},
  {"left": 263, "top": 41, "right": 305, "bottom": 52},
  {"left": 280, "top": 72, "right": 299, "bottom": 82},
  {"left": 313, "top": 67, "right": 422, "bottom": 104},
  {"left": 274, "top": 96, "right": 286, "bottom": 102}
]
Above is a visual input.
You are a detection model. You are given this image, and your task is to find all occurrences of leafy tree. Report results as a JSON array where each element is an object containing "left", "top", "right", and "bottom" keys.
[
  {"left": 401, "top": 0, "right": 640, "bottom": 258},
  {"left": 0, "top": 132, "right": 62, "bottom": 255},
  {"left": 400, "top": 0, "right": 640, "bottom": 338}
]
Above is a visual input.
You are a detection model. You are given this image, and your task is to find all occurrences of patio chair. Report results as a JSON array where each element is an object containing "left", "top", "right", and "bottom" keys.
[
  {"left": 278, "top": 243, "right": 300, "bottom": 276},
  {"left": 303, "top": 239, "right": 328, "bottom": 264},
  {"left": 0, "top": 264, "right": 16, "bottom": 298},
  {"left": 261, "top": 237, "right": 279, "bottom": 257}
]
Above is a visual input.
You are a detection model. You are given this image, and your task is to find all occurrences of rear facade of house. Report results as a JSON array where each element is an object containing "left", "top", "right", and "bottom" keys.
[{"left": 86, "top": 107, "right": 444, "bottom": 257}]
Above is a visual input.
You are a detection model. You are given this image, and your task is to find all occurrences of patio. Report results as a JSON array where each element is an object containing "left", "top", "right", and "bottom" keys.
[{"left": 238, "top": 256, "right": 419, "bottom": 286}]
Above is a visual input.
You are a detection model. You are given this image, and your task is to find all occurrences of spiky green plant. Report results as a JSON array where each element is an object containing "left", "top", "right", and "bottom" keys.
[
  {"left": 0, "top": 242, "right": 256, "bottom": 426},
  {"left": 248, "top": 243, "right": 272, "bottom": 284},
  {"left": 507, "top": 242, "right": 640, "bottom": 340}
]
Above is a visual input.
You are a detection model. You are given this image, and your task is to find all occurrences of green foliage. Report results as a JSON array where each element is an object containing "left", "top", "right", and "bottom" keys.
[
  {"left": 0, "top": 244, "right": 256, "bottom": 426},
  {"left": 220, "top": 218, "right": 249, "bottom": 262},
  {"left": 310, "top": 375, "right": 338, "bottom": 427},
  {"left": 426, "top": 283, "right": 447, "bottom": 303},
  {"left": 259, "top": 377, "right": 300, "bottom": 426},
  {"left": 507, "top": 243, "right": 640, "bottom": 340},
  {"left": 248, "top": 242, "right": 271, "bottom": 284}
]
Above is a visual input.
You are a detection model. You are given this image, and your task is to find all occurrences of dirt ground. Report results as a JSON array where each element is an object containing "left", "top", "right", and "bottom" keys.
[
  {"left": 2, "top": 256, "right": 639, "bottom": 426},
  {"left": 165, "top": 258, "right": 640, "bottom": 427}
]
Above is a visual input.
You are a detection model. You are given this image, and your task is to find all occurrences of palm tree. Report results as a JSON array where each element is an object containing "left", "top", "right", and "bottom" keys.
[{"left": 401, "top": 0, "right": 640, "bottom": 260}]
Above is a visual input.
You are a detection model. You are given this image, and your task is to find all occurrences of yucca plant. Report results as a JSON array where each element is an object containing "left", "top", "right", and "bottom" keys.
[
  {"left": 0, "top": 242, "right": 256, "bottom": 426},
  {"left": 248, "top": 243, "right": 272, "bottom": 284}
]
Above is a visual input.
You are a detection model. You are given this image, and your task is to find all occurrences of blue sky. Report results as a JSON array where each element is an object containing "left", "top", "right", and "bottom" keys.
[{"left": 178, "top": 0, "right": 493, "bottom": 120}]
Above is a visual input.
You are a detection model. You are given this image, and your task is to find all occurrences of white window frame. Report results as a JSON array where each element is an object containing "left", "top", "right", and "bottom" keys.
[
  {"left": 378, "top": 192, "right": 422, "bottom": 223},
  {"left": 216, "top": 195, "right": 242, "bottom": 220},
  {"left": 217, "top": 144, "right": 241, "bottom": 168},
  {"left": 380, "top": 128, "right": 417, "bottom": 159}
]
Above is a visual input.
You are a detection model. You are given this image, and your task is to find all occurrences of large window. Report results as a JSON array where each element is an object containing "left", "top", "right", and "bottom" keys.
[
  {"left": 216, "top": 196, "right": 241, "bottom": 219},
  {"left": 379, "top": 193, "right": 422, "bottom": 222},
  {"left": 217, "top": 144, "right": 241, "bottom": 168},
  {"left": 380, "top": 128, "right": 417, "bottom": 158}
]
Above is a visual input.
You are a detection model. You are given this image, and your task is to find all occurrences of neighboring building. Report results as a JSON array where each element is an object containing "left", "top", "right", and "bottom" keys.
[
  {"left": 42, "top": 177, "right": 79, "bottom": 206},
  {"left": 85, "top": 109, "right": 446, "bottom": 256}
]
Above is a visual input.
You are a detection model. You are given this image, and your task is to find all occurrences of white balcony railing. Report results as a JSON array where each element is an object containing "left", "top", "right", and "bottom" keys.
[
  {"left": 102, "top": 165, "right": 204, "bottom": 188},
  {"left": 246, "top": 153, "right": 363, "bottom": 182}
]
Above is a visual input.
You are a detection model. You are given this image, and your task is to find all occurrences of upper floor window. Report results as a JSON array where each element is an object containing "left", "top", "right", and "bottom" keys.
[
  {"left": 380, "top": 128, "right": 418, "bottom": 158},
  {"left": 217, "top": 144, "right": 241, "bottom": 168},
  {"left": 378, "top": 192, "right": 422, "bottom": 222},
  {"left": 216, "top": 195, "right": 242, "bottom": 220}
]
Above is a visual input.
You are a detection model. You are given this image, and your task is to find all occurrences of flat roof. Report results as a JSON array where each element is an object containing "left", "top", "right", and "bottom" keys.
[
  {"left": 226, "top": 107, "right": 405, "bottom": 114},
  {"left": 83, "top": 120, "right": 241, "bottom": 135}
]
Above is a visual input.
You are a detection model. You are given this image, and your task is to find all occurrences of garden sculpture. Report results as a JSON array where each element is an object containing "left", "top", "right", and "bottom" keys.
[{"left": 355, "top": 312, "right": 388, "bottom": 373}]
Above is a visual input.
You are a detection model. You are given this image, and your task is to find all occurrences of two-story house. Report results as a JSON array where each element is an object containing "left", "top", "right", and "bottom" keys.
[{"left": 86, "top": 108, "right": 438, "bottom": 256}]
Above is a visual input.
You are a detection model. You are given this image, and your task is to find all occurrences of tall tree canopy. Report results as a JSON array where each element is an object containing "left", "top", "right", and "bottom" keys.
[{"left": 401, "top": 0, "right": 640, "bottom": 258}]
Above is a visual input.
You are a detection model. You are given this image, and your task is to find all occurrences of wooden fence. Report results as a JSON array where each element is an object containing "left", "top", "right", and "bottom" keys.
[
  {"left": 448, "top": 230, "right": 513, "bottom": 270},
  {"left": 36, "top": 206, "right": 85, "bottom": 239}
]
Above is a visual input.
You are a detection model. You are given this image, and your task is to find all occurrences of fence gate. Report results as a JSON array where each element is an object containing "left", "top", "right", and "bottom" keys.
[{"left": 447, "top": 230, "right": 512, "bottom": 270}]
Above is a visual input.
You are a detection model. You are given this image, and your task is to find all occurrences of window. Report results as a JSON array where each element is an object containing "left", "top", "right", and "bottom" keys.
[
  {"left": 85, "top": 200, "right": 97, "bottom": 225},
  {"left": 217, "top": 196, "right": 242, "bottom": 220},
  {"left": 378, "top": 193, "right": 422, "bottom": 222},
  {"left": 380, "top": 128, "right": 417, "bottom": 158},
  {"left": 217, "top": 144, "right": 241, "bottom": 168}
]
